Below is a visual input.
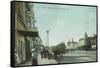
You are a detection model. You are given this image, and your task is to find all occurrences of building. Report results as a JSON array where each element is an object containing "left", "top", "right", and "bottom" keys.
[
  {"left": 15, "top": 2, "right": 40, "bottom": 65},
  {"left": 88, "top": 34, "right": 97, "bottom": 50},
  {"left": 78, "top": 32, "right": 96, "bottom": 50},
  {"left": 67, "top": 38, "right": 78, "bottom": 50}
]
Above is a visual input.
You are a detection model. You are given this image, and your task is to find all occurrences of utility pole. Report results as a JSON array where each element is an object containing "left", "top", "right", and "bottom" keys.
[{"left": 46, "top": 30, "right": 49, "bottom": 47}]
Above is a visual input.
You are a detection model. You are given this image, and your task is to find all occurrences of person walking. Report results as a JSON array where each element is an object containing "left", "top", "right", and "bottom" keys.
[{"left": 31, "top": 49, "right": 38, "bottom": 65}]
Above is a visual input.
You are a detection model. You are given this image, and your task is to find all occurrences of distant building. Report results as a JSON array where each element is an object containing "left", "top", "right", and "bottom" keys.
[
  {"left": 79, "top": 32, "right": 89, "bottom": 47},
  {"left": 88, "top": 34, "right": 97, "bottom": 50},
  {"left": 79, "top": 39, "right": 85, "bottom": 47},
  {"left": 67, "top": 38, "right": 77, "bottom": 50},
  {"left": 78, "top": 32, "right": 96, "bottom": 50}
]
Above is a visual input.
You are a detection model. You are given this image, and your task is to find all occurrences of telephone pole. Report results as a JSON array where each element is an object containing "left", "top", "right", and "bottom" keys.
[{"left": 46, "top": 30, "right": 49, "bottom": 47}]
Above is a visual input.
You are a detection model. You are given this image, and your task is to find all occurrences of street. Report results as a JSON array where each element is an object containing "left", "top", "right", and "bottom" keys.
[
  {"left": 18, "top": 51, "right": 96, "bottom": 66},
  {"left": 55, "top": 51, "right": 97, "bottom": 64}
]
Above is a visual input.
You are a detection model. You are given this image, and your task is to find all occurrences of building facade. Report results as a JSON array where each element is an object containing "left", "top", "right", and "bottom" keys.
[
  {"left": 88, "top": 34, "right": 97, "bottom": 50},
  {"left": 67, "top": 38, "right": 78, "bottom": 50},
  {"left": 15, "top": 2, "right": 40, "bottom": 65},
  {"left": 78, "top": 32, "right": 96, "bottom": 50}
]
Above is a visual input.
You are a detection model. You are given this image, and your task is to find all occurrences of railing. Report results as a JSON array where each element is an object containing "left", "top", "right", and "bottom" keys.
[
  {"left": 27, "top": 27, "right": 38, "bottom": 32},
  {"left": 17, "top": 16, "right": 26, "bottom": 27},
  {"left": 17, "top": 15, "right": 38, "bottom": 32},
  {"left": 26, "top": 11, "right": 34, "bottom": 17}
]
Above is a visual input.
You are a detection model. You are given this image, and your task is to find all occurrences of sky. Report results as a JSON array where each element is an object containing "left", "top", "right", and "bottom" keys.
[{"left": 33, "top": 3, "right": 96, "bottom": 46}]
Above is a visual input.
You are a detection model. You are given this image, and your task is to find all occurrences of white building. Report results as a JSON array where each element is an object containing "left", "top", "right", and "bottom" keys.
[{"left": 67, "top": 38, "right": 78, "bottom": 50}]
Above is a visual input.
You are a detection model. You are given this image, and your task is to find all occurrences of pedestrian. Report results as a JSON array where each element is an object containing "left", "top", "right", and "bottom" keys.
[{"left": 31, "top": 49, "right": 38, "bottom": 65}]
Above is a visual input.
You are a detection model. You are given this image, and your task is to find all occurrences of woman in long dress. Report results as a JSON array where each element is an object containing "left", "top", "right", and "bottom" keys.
[{"left": 31, "top": 49, "right": 38, "bottom": 65}]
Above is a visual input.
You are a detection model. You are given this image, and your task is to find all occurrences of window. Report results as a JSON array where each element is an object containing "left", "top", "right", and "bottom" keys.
[{"left": 26, "top": 16, "right": 31, "bottom": 28}]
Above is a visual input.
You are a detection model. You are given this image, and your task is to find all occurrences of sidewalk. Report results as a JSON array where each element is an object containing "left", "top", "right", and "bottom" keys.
[
  {"left": 37, "top": 54, "right": 58, "bottom": 65},
  {"left": 18, "top": 54, "right": 57, "bottom": 66},
  {"left": 18, "top": 59, "right": 32, "bottom": 66}
]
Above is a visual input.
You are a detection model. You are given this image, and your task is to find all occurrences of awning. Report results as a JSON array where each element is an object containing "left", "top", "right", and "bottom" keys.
[{"left": 18, "top": 30, "right": 39, "bottom": 37}]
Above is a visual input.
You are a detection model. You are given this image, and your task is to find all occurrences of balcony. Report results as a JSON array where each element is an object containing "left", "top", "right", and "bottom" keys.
[
  {"left": 18, "top": 27, "right": 39, "bottom": 37},
  {"left": 16, "top": 16, "right": 27, "bottom": 31},
  {"left": 26, "top": 11, "right": 34, "bottom": 17},
  {"left": 27, "top": 27, "right": 38, "bottom": 32}
]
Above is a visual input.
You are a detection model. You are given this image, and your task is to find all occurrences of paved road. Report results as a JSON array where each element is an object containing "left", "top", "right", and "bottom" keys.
[{"left": 55, "top": 51, "right": 97, "bottom": 64}]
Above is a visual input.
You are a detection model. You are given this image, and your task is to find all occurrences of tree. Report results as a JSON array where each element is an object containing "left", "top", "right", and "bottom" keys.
[
  {"left": 57, "top": 42, "right": 66, "bottom": 54},
  {"left": 51, "top": 42, "right": 66, "bottom": 57}
]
